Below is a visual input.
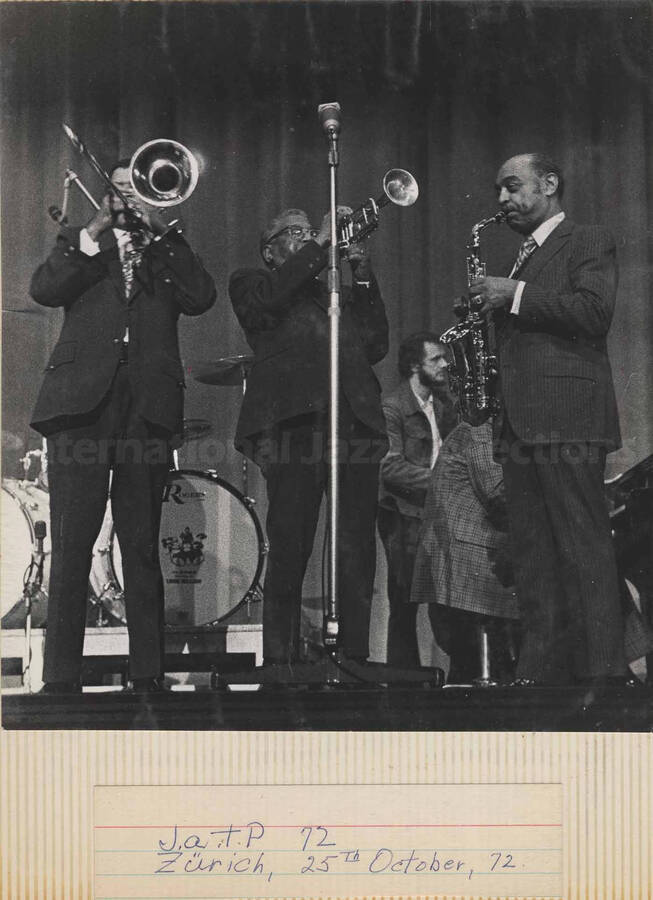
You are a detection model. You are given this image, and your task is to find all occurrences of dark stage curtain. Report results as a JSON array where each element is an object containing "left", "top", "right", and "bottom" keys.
[{"left": 1, "top": 2, "right": 652, "bottom": 645}]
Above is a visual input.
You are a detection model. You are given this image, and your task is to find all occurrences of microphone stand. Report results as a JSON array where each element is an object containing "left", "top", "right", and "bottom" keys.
[
  {"left": 23, "top": 522, "right": 46, "bottom": 693},
  {"left": 321, "top": 108, "right": 342, "bottom": 679}
]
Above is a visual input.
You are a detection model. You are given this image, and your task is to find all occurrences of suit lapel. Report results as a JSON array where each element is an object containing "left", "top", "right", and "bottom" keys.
[{"left": 518, "top": 218, "right": 574, "bottom": 282}]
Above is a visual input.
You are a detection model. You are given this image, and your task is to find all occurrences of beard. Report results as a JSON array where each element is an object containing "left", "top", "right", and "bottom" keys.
[{"left": 418, "top": 366, "right": 447, "bottom": 393}]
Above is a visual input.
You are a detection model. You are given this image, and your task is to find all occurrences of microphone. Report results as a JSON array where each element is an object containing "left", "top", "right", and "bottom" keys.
[
  {"left": 34, "top": 519, "right": 47, "bottom": 546},
  {"left": 318, "top": 102, "right": 341, "bottom": 137},
  {"left": 27, "top": 521, "right": 47, "bottom": 591}
]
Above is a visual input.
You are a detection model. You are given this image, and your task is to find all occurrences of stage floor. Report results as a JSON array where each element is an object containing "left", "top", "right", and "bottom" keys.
[{"left": 3, "top": 682, "right": 652, "bottom": 732}]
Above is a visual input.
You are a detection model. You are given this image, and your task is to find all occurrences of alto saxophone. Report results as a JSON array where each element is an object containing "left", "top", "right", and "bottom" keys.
[{"left": 440, "top": 212, "right": 506, "bottom": 418}]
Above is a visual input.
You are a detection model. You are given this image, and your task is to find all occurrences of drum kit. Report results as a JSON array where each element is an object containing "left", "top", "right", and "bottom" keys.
[{"left": 0, "top": 354, "right": 267, "bottom": 637}]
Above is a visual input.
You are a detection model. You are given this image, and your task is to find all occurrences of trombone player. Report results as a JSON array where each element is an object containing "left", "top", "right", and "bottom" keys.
[{"left": 30, "top": 153, "right": 216, "bottom": 694}]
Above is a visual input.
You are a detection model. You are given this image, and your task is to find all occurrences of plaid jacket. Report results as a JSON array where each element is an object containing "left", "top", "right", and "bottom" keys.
[{"left": 410, "top": 421, "right": 519, "bottom": 619}]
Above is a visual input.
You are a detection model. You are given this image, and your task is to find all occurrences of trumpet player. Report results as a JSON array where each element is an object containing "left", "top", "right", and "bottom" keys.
[
  {"left": 468, "top": 153, "right": 626, "bottom": 687},
  {"left": 229, "top": 207, "right": 389, "bottom": 676},
  {"left": 30, "top": 157, "right": 216, "bottom": 694}
]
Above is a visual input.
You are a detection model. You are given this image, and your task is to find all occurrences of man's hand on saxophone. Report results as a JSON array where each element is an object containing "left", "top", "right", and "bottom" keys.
[{"left": 468, "top": 275, "right": 519, "bottom": 315}]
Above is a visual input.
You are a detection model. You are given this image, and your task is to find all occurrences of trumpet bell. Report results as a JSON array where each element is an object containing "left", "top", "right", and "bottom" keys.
[
  {"left": 129, "top": 139, "right": 199, "bottom": 208},
  {"left": 382, "top": 168, "right": 419, "bottom": 208}
]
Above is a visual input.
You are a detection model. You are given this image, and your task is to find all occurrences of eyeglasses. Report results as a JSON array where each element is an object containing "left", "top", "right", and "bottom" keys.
[{"left": 266, "top": 224, "right": 319, "bottom": 243}]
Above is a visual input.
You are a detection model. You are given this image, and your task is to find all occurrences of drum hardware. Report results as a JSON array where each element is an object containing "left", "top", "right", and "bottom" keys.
[
  {"left": 191, "top": 355, "right": 253, "bottom": 387},
  {"left": 19, "top": 447, "right": 45, "bottom": 481},
  {"left": 174, "top": 419, "right": 214, "bottom": 473},
  {"left": 182, "top": 418, "right": 213, "bottom": 443},
  {"left": 19, "top": 519, "right": 47, "bottom": 692},
  {"left": 1, "top": 479, "right": 52, "bottom": 629},
  {"left": 88, "top": 589, "right": 127, "bottom": 628},
  {"left": 191, "top": 354, "right": 254, "bottom": 498},
  {"left": 16, "top": 438, "right": 48, "bottom": 489},
  {"left": 473, "top": 624, "right": 498, "bottom": 687}
]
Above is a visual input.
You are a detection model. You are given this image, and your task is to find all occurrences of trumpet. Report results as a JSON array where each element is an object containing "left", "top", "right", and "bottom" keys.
[
  {"left": 50, "top": 125, "right": 199, "bottom": 234},
  {"left": 338, "top": 168, "right": 419, "bottom": 248}
]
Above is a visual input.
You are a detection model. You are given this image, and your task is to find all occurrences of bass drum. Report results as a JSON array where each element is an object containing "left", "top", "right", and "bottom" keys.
[
  {"left": 1, "top": 478, "right": 51, "bottom": 627},
  {"left": 90, "top": 470, "right": 267, "bottom": 628}
]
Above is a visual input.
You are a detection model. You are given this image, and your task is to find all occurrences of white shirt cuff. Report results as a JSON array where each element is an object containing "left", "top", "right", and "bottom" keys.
[
  {"left": 79, "top": 228, "right": 101, "bottom": 257},
  {"left": 510, "top": 280, "right": 526, "bottom": 315}
]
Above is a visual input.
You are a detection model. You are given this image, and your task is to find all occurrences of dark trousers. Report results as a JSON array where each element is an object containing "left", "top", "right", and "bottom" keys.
[
  {"left": 43, "top": 364, "right": 170, "bottom": 683},
  {"left": 501, "top": 420, "right": 626, "bottom": 683},
  {"left": 377, "top": 506, "right": 422, "bottom": 668},
  {"left": 258, "top": 406, "right": 383, "bottom": 664}
]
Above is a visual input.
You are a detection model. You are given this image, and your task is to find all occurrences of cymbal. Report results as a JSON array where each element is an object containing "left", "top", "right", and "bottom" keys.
[
  {"left": 2, "top": 308, "right": 43, "bottom": 315},
  {"left": 192, "top": 355, "right": 253, "bottom": 386},
  {"left": 182, "top": 418, "right": 213, "bottom": 443}
]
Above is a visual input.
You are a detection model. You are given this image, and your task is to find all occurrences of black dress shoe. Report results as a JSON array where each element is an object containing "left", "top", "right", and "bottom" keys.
[
  {"left": 341, "top": 655, "right": 377, "bottom": 669},
  {"left": 131, "top": 677, "right": 166, "bottom": 693},
  {"left": 39, "top": 681, "right": 81, "bottom": 695}
]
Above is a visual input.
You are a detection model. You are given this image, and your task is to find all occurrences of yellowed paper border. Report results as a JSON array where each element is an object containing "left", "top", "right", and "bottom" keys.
[{"left": 2, "top": 730, "right": 652, "bottom": 899}]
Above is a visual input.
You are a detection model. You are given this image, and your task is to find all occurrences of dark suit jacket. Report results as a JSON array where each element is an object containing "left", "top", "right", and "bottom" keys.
[
  {"left": 498, "top": 219, "right": 621, "bottom": 449},
  {"left": 30, "top": 226, "right": 216, "bottom": 439},
  {"left": 379, "top": 379, "right": 458, "bottom": 518},
  {"left": 410, "top": 422, "right": 519, "bottom": 619},
  {"left": 229, "top": 241, "right": 389, "bottom": 456}
]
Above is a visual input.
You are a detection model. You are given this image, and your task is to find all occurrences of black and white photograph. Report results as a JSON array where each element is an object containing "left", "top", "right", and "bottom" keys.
[{"left": 1, "top": 0, "right": 652, "bottom": 733}]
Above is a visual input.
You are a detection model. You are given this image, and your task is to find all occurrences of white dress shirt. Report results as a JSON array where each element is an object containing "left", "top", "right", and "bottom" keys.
[{"left": 411, "top": 384, "right": 442, "bottom": 468}]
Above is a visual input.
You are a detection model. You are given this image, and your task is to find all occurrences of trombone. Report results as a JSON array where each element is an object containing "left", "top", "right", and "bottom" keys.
[{"left": 49, "top": 124, "right": 199, "bottom": 236}]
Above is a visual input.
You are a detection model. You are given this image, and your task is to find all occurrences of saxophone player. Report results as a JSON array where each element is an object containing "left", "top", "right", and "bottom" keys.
[{"left": 468, "top": 153, "right": 627, "bottom": 687}]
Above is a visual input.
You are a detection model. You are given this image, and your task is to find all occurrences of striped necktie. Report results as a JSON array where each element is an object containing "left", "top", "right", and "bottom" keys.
[
  {"left": 510, "top": 235, "right": 537, "bottom": 278},
  {"left": 120, "top": 238, "right": 143, "bottom": 297}
]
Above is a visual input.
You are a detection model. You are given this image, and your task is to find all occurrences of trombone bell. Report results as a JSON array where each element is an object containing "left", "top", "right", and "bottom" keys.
[{"left": 129, "top": 139, "right": 199, "bottom": 208}]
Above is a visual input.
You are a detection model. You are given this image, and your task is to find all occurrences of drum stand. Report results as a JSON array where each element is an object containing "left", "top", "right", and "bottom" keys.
[
  {"left": 15, "top": 449, "right": 48, "bottom": 692},
  {"left": 23, "top": 590, "right": 33, "bottom": 694},
  {"left": 237, "top": 362, "right": 267, "bottom": 614},
  {"left": 21, "top": 539, "right": 46, "bottom": 694},
  {"left": 473, "top": 624, "right": 497, "bottom": 687}
]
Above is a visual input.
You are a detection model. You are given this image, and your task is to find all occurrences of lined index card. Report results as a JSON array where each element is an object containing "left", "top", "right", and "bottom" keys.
[{"left": 94, "top": 783, "right": 562, "bottom": 899}]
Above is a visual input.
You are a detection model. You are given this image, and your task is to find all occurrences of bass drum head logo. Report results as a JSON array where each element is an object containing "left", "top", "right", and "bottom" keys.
[
  {"left": 161, "top": 526, "right": 206, "bottom": 570},
  {"left": 160, "top": 472, "right": 264, "bottom": 627}
]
